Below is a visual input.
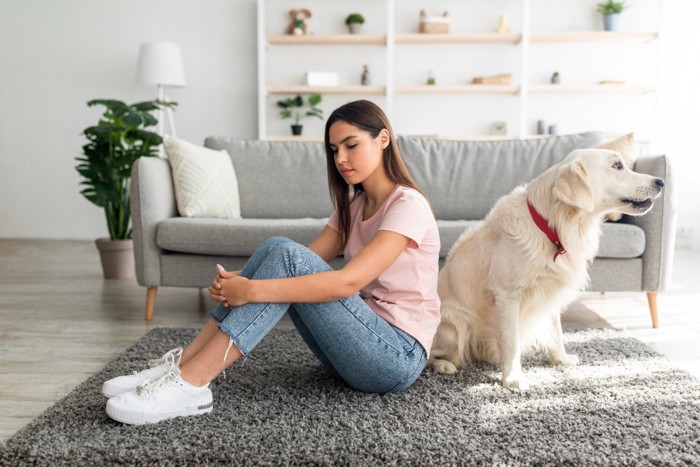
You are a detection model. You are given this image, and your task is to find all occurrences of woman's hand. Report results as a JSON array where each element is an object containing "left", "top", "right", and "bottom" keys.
[
  {"left": 209, "top": 264, "right": 250, "bottom": 308},
  {"left": 209, "top": 264, "right": 230, "bottom": 306}
]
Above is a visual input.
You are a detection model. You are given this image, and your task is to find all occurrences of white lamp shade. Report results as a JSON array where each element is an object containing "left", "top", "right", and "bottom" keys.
[{"left": 135, "top": 42, "right": 186, "bottom": 87}]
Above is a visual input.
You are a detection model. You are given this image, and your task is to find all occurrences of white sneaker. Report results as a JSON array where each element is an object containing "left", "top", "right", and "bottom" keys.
[
  {"left": 101, "top": 347, "right": 183, "bottom": 398},
  {"left": 105, "top": 364, "right": 213, "bottom": 425}
]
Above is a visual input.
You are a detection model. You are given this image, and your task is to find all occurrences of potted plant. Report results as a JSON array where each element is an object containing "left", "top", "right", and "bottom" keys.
[
  {"left": 76, "top": 99, "right": 171, "bottom": 279},
  {"left": 276, "top": 94, "right": 323, "bottom": 135},
  {"left": 345, "top": 13, "right": 365, "bottom": 34},
  {"left": 596, "top": 0, "right": 627, "bottom": 31}
]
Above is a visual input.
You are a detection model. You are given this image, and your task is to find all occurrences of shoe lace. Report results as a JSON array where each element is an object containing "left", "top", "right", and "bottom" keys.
[
  {"left": 137, "top": 348, "right": 183, "bottom": 398},
  {"left": 148, "top": 347, "right": 183, "bottom": 369}
]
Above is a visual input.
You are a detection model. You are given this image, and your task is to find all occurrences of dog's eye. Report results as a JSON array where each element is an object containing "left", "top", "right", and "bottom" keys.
[{"left": 612, "top": 161, "right": 624, "bottom": 170}]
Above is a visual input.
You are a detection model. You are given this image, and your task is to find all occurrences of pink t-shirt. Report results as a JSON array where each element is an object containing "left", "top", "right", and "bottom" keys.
[{"left": 327, "top": 185, "right": 441, "bottom": 356}]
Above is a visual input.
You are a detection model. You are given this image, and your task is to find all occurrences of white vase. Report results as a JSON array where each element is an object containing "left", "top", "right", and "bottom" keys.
[
  {"left": 348, "top": 23, "right": 362, "bottom": 34},
  {"left": 603, "top": 14, "right": 620, "bottom": 31}
]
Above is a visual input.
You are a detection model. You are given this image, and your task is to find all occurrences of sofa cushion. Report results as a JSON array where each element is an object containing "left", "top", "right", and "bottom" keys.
[
  {"left": 597, "top": 222, "right": 646, "bottom": 258},
  {"left": 437, "top": 220, "right": 645, "bottom": 260},
  {"left": 398, "top": 132, "right": 606, "bottom": 220},
  {"left": 203, "top": 138, "right": 332, "bottom": 219},
  {"left": 164, "top": 137, "right": 241, "bottom": 219},
  {"left": 157, "top": 217, "right": 644, "bottom": 260},
  {"left": 157, "top": 217, "right": 328, "bottom": 256}
]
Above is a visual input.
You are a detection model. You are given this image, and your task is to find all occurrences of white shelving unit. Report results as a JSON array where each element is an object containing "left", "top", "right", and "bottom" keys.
[{"left": 257, "top": 0, "right": 659, "bottom": 141}]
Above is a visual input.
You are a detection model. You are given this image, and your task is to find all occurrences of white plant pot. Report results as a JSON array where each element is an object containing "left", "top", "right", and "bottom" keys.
[
  {"left": 603, "top": 14, "right": 620, "bottom": 31},
  {"left": 347, "top": 23, "right": 362, "bottom": 34}
]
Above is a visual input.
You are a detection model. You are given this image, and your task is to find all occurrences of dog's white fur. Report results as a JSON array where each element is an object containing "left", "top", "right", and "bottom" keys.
[{"left": 429, "top": 148, "right": 664, "bottom": 390}]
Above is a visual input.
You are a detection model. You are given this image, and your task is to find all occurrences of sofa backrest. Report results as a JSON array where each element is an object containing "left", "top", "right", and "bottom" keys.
[
  {"left": 397, "top": 132, "right": 606, "bottom": 220},
  {"left": 205, "top": 132, "right": 606, "bottom": 220},
  {"left": 204, "top": 137, "right": 332, "bottom": 218}
]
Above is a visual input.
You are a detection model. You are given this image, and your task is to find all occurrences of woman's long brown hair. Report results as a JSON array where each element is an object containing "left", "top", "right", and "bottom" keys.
[{"left": 324, "top": 100, "right": 425, "bottom": 248}]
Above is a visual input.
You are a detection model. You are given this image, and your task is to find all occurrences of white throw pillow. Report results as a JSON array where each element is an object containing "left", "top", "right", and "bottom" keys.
[{"left": 164, "top": 136, "right": 241, "bottom": 218}]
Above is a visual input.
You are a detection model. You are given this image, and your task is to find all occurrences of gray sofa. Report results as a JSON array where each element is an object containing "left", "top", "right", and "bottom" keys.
[{"left": 131, "top": 132, "right": 677, "bottom": 326}]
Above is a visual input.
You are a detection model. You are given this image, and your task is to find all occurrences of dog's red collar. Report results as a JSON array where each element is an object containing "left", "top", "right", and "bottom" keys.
[{"left": 527, "top": 199, "right": 567, "bottom": 262}]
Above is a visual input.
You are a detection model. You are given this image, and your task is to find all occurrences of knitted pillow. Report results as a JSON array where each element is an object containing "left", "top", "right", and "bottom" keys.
[{"left": 164, "top": 137, "right": 241, "bottom": 218}]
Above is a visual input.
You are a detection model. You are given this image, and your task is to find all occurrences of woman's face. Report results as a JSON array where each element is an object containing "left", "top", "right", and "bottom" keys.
[{"left": 328, "top": 120, "right": 389, "bottom": 186}]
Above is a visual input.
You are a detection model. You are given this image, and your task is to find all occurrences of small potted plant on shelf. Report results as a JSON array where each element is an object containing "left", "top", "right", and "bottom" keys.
[
  {"left": 76, "top": 99, "right": 172, "bottom": 279},
  {"left": 596, "top": 0, "right": 628, "bottom": 31},
  {"left": 345, "top": 13, "right": 365, "bottom": 34},
  {"left": 276, "top": 94, "right": 323, "bottom": 135}
]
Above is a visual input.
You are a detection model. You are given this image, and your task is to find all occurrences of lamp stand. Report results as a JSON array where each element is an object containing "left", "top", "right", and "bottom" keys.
[{"left": 156, "top": 84, "right": 177, "bottom": 158}]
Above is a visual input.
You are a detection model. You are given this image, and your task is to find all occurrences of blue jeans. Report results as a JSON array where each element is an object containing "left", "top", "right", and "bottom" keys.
[{"left": 209, "top": 236, "right": 427, "bottom": 393}]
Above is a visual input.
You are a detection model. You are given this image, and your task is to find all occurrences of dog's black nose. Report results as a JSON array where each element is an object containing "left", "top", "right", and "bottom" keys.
[{"left": 655, "top": 178, "right": 665, "bottom": 189}]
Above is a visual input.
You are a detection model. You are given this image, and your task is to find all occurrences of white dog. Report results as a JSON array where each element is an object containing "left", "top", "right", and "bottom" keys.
[{"left": 429, "top": 148, "right": 664, "bottom": 390}]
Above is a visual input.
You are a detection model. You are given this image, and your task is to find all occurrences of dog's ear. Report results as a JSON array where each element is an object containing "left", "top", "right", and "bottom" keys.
[{"left": 553, "top": 161, "right": 594, "bottom": 212}]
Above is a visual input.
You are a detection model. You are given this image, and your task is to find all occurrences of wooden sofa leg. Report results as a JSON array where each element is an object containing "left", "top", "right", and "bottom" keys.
[
  {"left": 647, "top": 292, "right": 659, "bottom": 329},
  {"left": 145, "top": 287, "right": 158, "bottom": 321}
]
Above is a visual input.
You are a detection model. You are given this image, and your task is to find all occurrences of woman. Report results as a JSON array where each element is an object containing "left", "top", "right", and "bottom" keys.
[{"left": 103, "top": 100, "right": 441, "bottom": 425}]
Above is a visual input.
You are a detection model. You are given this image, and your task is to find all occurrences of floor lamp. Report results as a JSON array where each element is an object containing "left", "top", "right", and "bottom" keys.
[{"left": 135, "top": 42, "right": 186, "bottom": 156}]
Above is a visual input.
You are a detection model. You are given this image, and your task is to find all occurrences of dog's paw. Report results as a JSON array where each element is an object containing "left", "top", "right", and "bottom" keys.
[
  {"left": 502, "top": 372, "right": 530, "bottom": 391},
  {"left": 550, "top": 353, "right": 580, "bottom": 366},
  {"left": 428, "top": 358, "right": 459, "bottom": 375}
]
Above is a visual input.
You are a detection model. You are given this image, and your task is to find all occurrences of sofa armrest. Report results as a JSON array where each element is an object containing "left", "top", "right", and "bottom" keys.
[
  {"left": 628, "top": 155, "right": 678, "bottom": 291},
  {"left": 130, "top": 157, "right": 177, "bottom": 287}
]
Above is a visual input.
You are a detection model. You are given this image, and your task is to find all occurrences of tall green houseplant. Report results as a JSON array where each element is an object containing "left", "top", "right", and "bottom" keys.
[{"left": 76, "top": 99, "right": 171, "bottom": 240}]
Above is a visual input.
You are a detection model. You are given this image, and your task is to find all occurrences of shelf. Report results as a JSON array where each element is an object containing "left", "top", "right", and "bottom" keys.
[
  {"left": 394, "top": 33, "right": 521, "bottom": 44},
  {"left": 266, "top": 32, "right": 656, "bottom": 45},
  {"left": 395, "top": 84, "right": 520, "bottom": 94},
  {"left": 264, "top": 135, "right": 324, "bottom": 142},
  {"left": 529, "top": 84, "right": 655, "bottom": 94},
  {"left": 407, "top": 134, "right": 523, "bottom": 141},
  {"left": 266, "top": 35, "right": 386, "bottom": 45},
  {"left": 530, "top": 31, "right": 658, "bottom": 43},
  {"left": 265, "top": 134, "right": 535, "bottom": 142},
  {"left": 258, "top": 0, "right": 660, "bottom": 140},
  {"left": 266, "top": 86, "right": 386, "bottom": 95}
]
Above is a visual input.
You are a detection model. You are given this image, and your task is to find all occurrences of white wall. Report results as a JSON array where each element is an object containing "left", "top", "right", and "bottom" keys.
[
  {"left": 1, "top": 0, "right": 698, "bottom": 249},
  {"left": 0, "top": 0, "right": 258, "bottom": 240}
]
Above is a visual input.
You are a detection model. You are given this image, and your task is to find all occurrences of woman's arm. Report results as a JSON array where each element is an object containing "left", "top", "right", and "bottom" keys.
[
  {"left": 216, "top": 230, "right": 410, "bottom": 307},
  {"left": 209, "top": 226, "right": 341, "bottom": 306},
  {"left": 307, "top": 225, "right": 344, "bottom": 263}
]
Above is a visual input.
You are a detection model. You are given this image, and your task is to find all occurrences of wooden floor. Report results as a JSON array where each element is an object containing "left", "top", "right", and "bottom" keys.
[{"left": 1, "top": 239, "right": 698, "bottom": 442}]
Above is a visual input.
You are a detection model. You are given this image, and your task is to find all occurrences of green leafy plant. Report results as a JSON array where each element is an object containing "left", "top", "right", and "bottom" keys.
[
  {"left": 596, "top": 0, "right": 627, "bottom": 15},
  {"left": 345, "top": 13, "right": 365, "bottom": 25},
  {"left": 276, "top": 94, "right": 323, "bottom": 124},
  {"left": 76, "top": 99, "right": 173, "bottom": 240}
]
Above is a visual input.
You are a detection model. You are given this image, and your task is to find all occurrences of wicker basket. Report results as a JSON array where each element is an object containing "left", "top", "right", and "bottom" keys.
[
  {"left": 420, "top": 10, "right": 450, "bottom": 34},
  {"left": 420, "top": 19, "right": 449, "bottom": 34},
  {"left": 471, "top": 74, "right": 512, "bottom": 85}
]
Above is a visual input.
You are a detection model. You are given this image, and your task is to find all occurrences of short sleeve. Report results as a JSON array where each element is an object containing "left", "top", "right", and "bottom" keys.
[
  {"left": 379, "top": 192, "right": 431, "bottom": 249},
  {"left": 327, "top": 208, "right": 340, "bottom": 232}
]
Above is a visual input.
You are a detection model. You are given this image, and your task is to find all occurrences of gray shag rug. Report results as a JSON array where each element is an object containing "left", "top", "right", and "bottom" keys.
[{"left": 2, "top": 327, "right": 700, "bottom": 466}]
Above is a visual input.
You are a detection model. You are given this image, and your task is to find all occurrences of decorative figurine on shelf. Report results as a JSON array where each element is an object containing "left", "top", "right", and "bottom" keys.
[
  {"left": 361, "top": 65, "right": 371, "bottom": 86},
  {"left": 496, "top": 15, "right": 511, "bottom": 34},
  {"left": 551, "top": 71, "right": 561, "bottom": 84},
  {"left": 426, "top": 69, "right": 436, "bottom": 85},
  {"left": 286, "top": 9, "right": 313, "bottom": 36},
  {"left": 537, "top": 119, "right": 546, "bottom": 135}
]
